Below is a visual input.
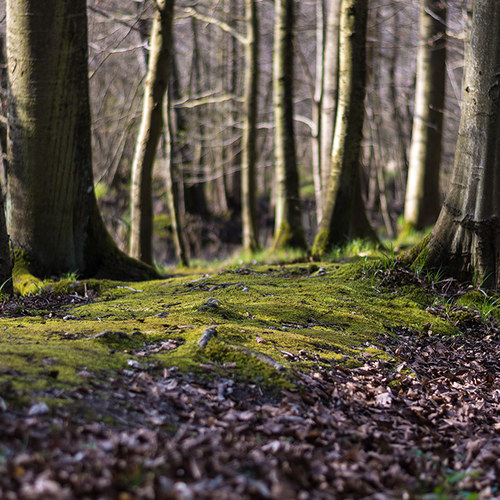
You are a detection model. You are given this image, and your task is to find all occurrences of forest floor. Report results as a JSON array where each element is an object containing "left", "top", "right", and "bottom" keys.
[{"left": 0, "top": 257, "right": 499, "bottom": 499}]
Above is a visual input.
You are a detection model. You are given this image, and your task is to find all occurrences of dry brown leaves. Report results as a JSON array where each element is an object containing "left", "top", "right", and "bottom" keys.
[{"left": 1, "top": 319, "right": 499, "bottom": 499}]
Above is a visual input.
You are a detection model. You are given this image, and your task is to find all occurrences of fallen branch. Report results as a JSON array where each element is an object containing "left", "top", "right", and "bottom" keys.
[{"left": 198, "top": 327, "right": 218, "bottom": 348}]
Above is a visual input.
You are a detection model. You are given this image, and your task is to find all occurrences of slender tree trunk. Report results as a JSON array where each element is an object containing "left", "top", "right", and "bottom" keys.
[
  {"left": 404, "top": 0, "right": 447, "bottom": 230},
  {"left": 164, "top": 87, "right": 189, "bottom": 267},
  {"left": 413, "top": 0, "right": 500, "bottom": 290},
  {"left": 320, "top": 0, "right": 341, "bottom": 212},
  {"left": 242, "top": 0, "right": 260, "bottom": 252},
  {"left": 130, "top": 0, "right": 175, "bottom": 265},
  {"left": 311, "top": 0, "right": 325, "bottom": 224},
  {"left": 226, "top": 0, "right": 243, "bottom": 213},
  {"left": 185, "top": 18, "right": 208, "bottom": 216},
  {"left": 0, "top": 34, "right": 12, "bottom": 295},
  {"left": 312, "top": 0, "right": 375, "bottom": 257},
  {"left": 6, "top": 0, "right": 158, "bottom": 280},
  {"left": 272, "top": 0, "right": 307, "bottom": 251},
  {"left": 0, "top": 198, "right": 12, "bottom": 295},
  {"left": 388, "top": 7, "right": 409, "bottom": 207}
]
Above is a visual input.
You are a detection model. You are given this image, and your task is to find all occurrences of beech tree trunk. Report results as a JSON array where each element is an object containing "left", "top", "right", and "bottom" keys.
[
  {"left": 311, "top": 0, "right": 325, "bottom": 224},
  {"left": 319, "top": 0, "right": 341, "bottom": 215},
  {"left": 6, "top": 0, "right": 158, "bottom": 280},
  {"left": 272, "top": 0, "right": 307, "bottom": 251},
  {"left": 312, "top": 0, "right": 375, "bottom": 257},
  {"left": 404, "top": 0, "right": 447, "bottom": 230},
  {"left": 413, "top": 0, "right": 500, "bottom": 290},
  {"left": 242, "top": 0, "right": 260, "bottom": 252},
  {"left": 130, "top": 0, "right": 175, "bottom": 265}
]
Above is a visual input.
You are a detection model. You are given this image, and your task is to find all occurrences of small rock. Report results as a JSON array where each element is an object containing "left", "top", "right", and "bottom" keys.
[{"left": 198, "top": 298, "right": 222, "bottom": 311}]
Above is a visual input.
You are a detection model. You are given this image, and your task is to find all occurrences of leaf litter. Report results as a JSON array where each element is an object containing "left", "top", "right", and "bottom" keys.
[
  {"left": 0, "top": 270, "right": 499, "bottom": 499},
  {"left": 1, "top": 322, "right": 498, "bottom": 499}
]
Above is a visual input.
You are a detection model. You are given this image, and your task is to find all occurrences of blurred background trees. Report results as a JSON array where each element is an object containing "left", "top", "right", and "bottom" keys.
[{"left": 0, "top": 0, "right": 470, "bottom": 266}]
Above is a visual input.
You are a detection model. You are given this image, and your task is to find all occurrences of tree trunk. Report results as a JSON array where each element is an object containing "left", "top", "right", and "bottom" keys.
[
  {"left": 0, "top": 197, "right": 12, "bottom": 295},
  {"left": 130, "top": 0, "right": 175, "bottom": 265},
  {"left": 0, "top": 34, "right": 12, "bottom": 296},
  {"left": 272, "top": 0, "right": 307, "bottom": 251},
  {"left": 320, "top": 0, "right": 341, "bottom": 214},
  {"left": 164, "top": 87, "right": 189, "bottom": 267},
  {"left": 242, "top": 0, "right": 260, "bottom": 252},
  {"left": 184, "top": 18, "right": 209, "bottom": 216},
  {"left": 311, "top": 0, "right": 325, "bottom": 224},
  {"left": 6, "top": 0, "right": 158, "bottom": 281},
  {"left": 404, "top": 0, "right": 447, "bottom": 230},
  {"left": 226, "top": 0, "right": 243, "bottom": 213},
  {"left": 312, "top": 0, "right": 375, "bottom": 257},
  {"left": 413, "top": 0, "right": 500, "bottom": 290}
]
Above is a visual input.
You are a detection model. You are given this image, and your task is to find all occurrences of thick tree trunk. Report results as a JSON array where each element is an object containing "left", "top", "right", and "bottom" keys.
[
  {"left": 242, "top": 0, "right": 260, "bottom": 252},
  {"left": 6, "top": 0, "right": 158, "bottom": 281},
  {"left": 404, "top": 0, "right": 447, "bottom": 230},
  {"left": 413, "top": 0, "right": 500, "bottom": 290},
  {"left": 130, "top": 0, "right": 175, "bottom": 265},
  {"left": 272, "top": 0, "right": 307, "bottom": 251},
  {"left": 312, "top": 0, "right": 375, "bottom": 257}
]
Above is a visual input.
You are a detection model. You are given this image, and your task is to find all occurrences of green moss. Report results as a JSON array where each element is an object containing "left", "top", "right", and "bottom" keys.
[
  {"left": 12, "top": 249, "right": 45, "bottom": 295},
  {"left": 271, "top": 222, "right": 308, "bottom": 251},
  {"left": 1, "top": 259, "right": 464, "bottom": 410},
  {"left": 312, "top": 229, "right": 329, "bottom": 259}
]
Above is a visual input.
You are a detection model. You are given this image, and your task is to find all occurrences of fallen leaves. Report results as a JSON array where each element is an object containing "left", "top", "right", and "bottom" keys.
[{"left": 0, "top": 321, "right": 498, "bottom": 500}]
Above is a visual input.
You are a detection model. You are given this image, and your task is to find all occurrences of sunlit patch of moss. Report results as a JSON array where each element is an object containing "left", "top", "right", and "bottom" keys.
[
  {"left": 1, "top": 257, "right": 465, "bottom": 411},
  {"left": 12, "top": 249, "right": 45, "bottom": 295}
]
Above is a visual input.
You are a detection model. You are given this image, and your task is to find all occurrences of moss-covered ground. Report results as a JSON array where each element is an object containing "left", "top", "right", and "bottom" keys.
[{"left": 4, "top": 253, "right": 495, "bottom": 411}]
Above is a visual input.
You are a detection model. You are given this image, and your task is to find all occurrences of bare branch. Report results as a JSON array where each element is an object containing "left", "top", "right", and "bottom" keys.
[{"left": 179, "top": 7, "right": 247, "bottom": 45}]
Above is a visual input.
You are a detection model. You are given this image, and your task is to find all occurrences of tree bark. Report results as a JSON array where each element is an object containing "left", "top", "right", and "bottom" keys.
[
  {"left": 272, "top": 0, "right": 307, "bottom": 251},
  {"left": 319, "top": 0, "right": 341, "bottom": 215},
  {"left": 164, "top": 87, "right": 189, "bottom": 267},
  {"left": 130, "top": 0, "right": 175, "bottom": 265},
  {"left": 0, "top": 197, "right": 12, "bottom": 295},
  {"left": 311, "top": 0, "right": 325, "bottom": 224},
  {"left": 0, "top": 34, "right": 12, "bottom": 295},
  {"left": 413, "top": 0, "right": 500, "bottom": 290},
  {"left": 404, "top": 0, "right": 447, "bottom": 230},
  {"left": 241, "top": 0, "right": 260, "bottom": 252},
  {"left": 312, "top": 0, "right": 375, "bottom": 257},
  {"left": 6, "top": 0, "right": 158, "bottom": 281}
]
